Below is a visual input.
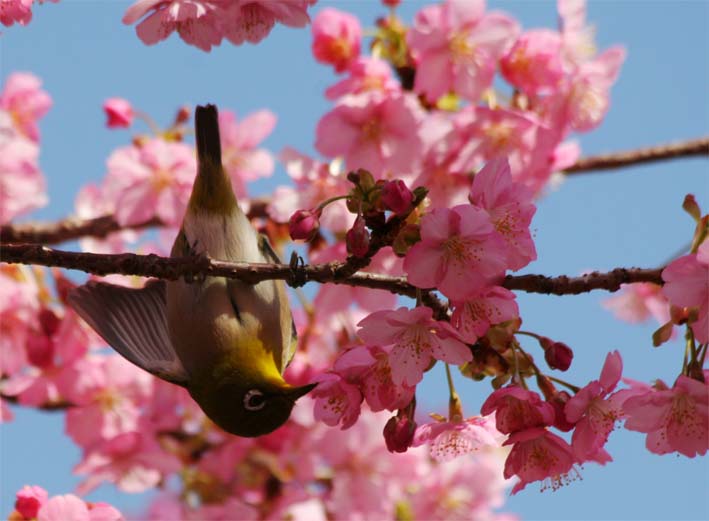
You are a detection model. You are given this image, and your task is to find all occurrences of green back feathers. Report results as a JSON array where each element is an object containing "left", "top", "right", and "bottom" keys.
[{"left": 189, "top": 104, "right": 237, "bottom": 215}]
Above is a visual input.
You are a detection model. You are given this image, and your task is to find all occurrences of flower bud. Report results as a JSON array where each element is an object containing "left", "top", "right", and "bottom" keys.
[
  {"left": 288, "top": 208, "right": 321, "bottom": 241},
  {"left": 14, "top": 486, "right": 47, "bottom": 520},
  {"left": 382, "top": 0, "right": 401, "bottom": 7},
  {"left": 544, "top": 341, "right": 573, "bottom": 371},
  {"left": 175, "top": 105, "right": 191, "bottom": 125},
  {"left": 383, "top": 414, "right": 416, "bottom": 453},
  {"left": 381, "top": 179, "right": 414, "bottom": 216},
  {"left": 346, "top": 215, "right": 370, "bottom": 257},
  {"left": 549, "top": 391, "right": 575, "bottom": 432},
  {"left": 103, "top": 97, "right": 133, "bottom": 128}
]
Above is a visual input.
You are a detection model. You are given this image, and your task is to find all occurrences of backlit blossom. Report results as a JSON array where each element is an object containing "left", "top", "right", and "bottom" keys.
[
  {"left": 221, "top": 0, "right": 314, "bottom": 46},
  {"left": 503, "top": 427, "right": 577, "bottom": 493},
  {"left": 413, "top": 414, "right": 502, "bottom": 461},
  {"left": 311, "top": 372, "right": 362, "bottom": 429},
  {"left": 662, "top": 241, "right": 709, "bottom": 344},
  {"left": 0, "top": 265, "right": 38, "bottom": 377},
  {"left": 404, "top": 204, "right": 507, "bottom": 300},
  {"left": 469, "top": 157, "right": 537, "bottom": 270},
  {"left": 325, "top": 57, "right": 400, "bottom": 100},
  {"left": 407, "top": 0, "right": 519, "bottom": 102},
  {"left": 603, "top": 282, "right": 671, "bottom": 325},
  {"left": 0, "top": 72, "right": 52, "bottom": 141},
  {"left": 37, "top": 494, "right": 124, "bottom": 521},
  {"left": 357, "top": 306, "right": 471, "bottom": 387},
  {"left": 315, "top": 92, "right": 424, "bottom": 177},
  {"left": 481, "top": 386, "right": 555, "bottom": 434},
  {"left": 501, "top": 29, "right": 565, "bottom": 95},
  {"left": 311, "top": 7, "right": 361, "bottom": 73},
  {"left": 451, "top": 286, "right": 519, "bottom": 343},
  {"left": 623, "top": 375, "right": 709, "bottom": 458},
  {"left": 217, "top": 109, "right": 276, "bottom": 198},
  {"left": 103, "top": 138, "right": 196, "bottom": 226},
  {"left": 565, "top": 351, "right": 624, "bottom": 460}
]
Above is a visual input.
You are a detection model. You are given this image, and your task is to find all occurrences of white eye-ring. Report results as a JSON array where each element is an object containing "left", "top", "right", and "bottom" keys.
[{"left": 244, "top": 389, "right": 266, "bottom": 411}]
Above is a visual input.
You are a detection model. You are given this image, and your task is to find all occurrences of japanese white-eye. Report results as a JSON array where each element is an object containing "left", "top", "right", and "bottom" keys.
[{"left": 70, "top": 104, "right": 314, "bottom": 437}]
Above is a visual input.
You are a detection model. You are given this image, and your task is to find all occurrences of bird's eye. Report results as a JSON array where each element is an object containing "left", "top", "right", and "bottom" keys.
[{"left": 243, "top": 389, "right": 266, "bottom": 411}]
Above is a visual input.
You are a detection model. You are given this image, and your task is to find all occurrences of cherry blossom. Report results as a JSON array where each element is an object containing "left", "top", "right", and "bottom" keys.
[
  {"left": 407, "top": 0, "right": 519, "bottom": 102},
  {"left": 357, "top": 306, "right": 471, "bottom": 387},
  {"left": 0, "top": 265, "right": 38, "bottom": 377},
  {"left": 14, "top": 485, "right": 48, "bottom": 519},
  {"left": 603, "top": 282, "right": 671, "bottom": 325},
  {"left": 325, "top": 57, "right": 401, "bottom": 100},
  {"left": 662, "top": 240, "right": 709, "bottom": 344},
  {"left": 413, "top": 414, "right": 502, "bottom": 461},
  {"left": 10, "top": 486, "right": 124, "bottom": 521},
  {"left": 221, "top": 0, "right": 315, "bottom": 46},
  {"left": 404, "top": 204, "right": 507, "bottom": 300},
  {"left": 311, "top": 372, "right": 362, "bottom": 429},
  {"left": 451, "top": 286, "right": 519, "bottom": 343},
  {"left": 503, "top": 427, "right": 577, "bottom": 493},
  {"left": 501, "top": 29, "right": 565, "bottom": 95},
  {"left": 1, "top": 0, "right": 34, "bottom": 27},
  {"left": 481, "top": 386, "right": 556, "bottom": 434},
  {"left": 623, "top": 375, "right": 709, "bottom": 458},
  {"left": 311, "top": 7, "right": 361, "bottom": 73},
  {"left": 103, "top": 137, "right": 196, "bottom": 226},
  {"left": 315, "top": 92, "right": 424, "bottom": 177},
  {"left": 0, "top": 72, "right": 52, "bottom": 141}
]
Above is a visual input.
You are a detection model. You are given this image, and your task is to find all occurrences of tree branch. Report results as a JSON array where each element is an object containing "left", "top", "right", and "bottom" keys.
[
  {"left": 562, "top": 137, "right": 709, "bottom": 174},
  {"left": 0, "top": 243, "right": 663, "bottom": 296}
]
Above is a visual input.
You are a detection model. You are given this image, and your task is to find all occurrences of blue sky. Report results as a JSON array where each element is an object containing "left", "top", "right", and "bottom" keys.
[{"left": 1, "top": 1, "right": 708, "bottom": 519}]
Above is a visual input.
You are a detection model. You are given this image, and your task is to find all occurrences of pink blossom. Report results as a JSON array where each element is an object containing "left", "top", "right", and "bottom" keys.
[
  {"left": 565, "top": 351, "right": 624, "bottom": 460},
  {"left": 311, "top": 372, "right": 362, "bottom": 429},
  {"left": 407, "top": 0, "right": 519, "bottom": 102},
  {"left": 74, "top": 184, "right": 137, "bottom": 254},
  {"left": 315, "top": 92, "right": 424, "bottom": 177},
  {"left": 334, "top": 344, "right": 414, "bottom": 412},
  {"left": 357, "top": 306, "right": 471, "bottom": 387},
  {"left": 558, "top": 0, "right": 596, "bottom": 67},
  {"left": 403, "top": 204, "right": 507, "bottom": 300},
  {"left": 481, "top": 386, "right": 555, "bottom": 434},
  {"left": 413, "top": 414, "right": 502, "bottom": 461},
  {"left": 103, "top": 138, "right": 196, "bottom": 226},
  {"left": 218, "top": 109, "right": 276, "bottom": 198},
  {"left": 623, "top": 375, "right": 709, "bottom": 458},
  {"left": 662, "top": 241, "right": 709, "bottom": 344},
  {"left": 123, "top": 0, "right": 223, "bottom": 51},
  {"left": 0, "top": 396, "right": 13, "bottom": 422},
  {"left": 269, "top": 148, "right": 353, "bottom": 233},
  {"left": 0, "top": 265, "right": 38, "bottom": 377},
  {"left": 311, "top": 7, "right": 361, "bottom": 73},
  {"left": 15, "top": 485, "right": 48, "bottom": 519},
  {"left": 0, "top": 72, "right": 52, "bottom": 141},
  {"left": 603, "top": 282, "right": 671, "bottom": 325},
  {"left": 503, "top": 427, "right": 577, "bottom": 493},
  {"left": 469, "top": 156, "right": 537, "bottom": 270},
  {"left": 451, "top": 285, "right": 519, "bottom": 343},
  {"left": 0, "top": 112, "right": 47, "bottom": 224},
  {"left": 501, "top": 29, "right": 565, "bottom": 95},
  {"left": 64, "top": 355, "right": 153, "bottom": 449},
  {"left": 1, "top": 0, "right": 33, "bottom": 27},
  {"left": 74, "top": 431, "right": 181, "bottom": 494},
  {"left": 220, "top": 1, "right": 314, "bottom": 46},
  {"left": 103, "top": 98, "right": 133, "bottom": 128},
  {"left": 36, "top": 494, "right": 124, "bottom": 521},
  {"left": 325, "top": 57, "right": 400, "bottom": 100}
]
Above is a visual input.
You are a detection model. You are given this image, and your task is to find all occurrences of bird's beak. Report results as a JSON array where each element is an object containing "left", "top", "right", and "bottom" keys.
[{"left": 286, "top": 382, "right": 317, "bottom": 401}]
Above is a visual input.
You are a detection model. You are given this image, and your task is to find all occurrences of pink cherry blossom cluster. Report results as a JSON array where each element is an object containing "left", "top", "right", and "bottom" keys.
[
  {"left": 9, "top": 485, "right": 123, "bottom": 521},
  {"left": 122, "top": 0, "right": 317, "bottom": 51},
  {"left": 0, "top": 72, "right": 51, "bottom": 225}
]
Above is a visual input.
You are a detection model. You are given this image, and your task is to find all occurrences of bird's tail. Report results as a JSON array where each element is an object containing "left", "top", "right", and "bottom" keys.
[{"left": 189, "top": 104, "right": 237, "bottom": 214}]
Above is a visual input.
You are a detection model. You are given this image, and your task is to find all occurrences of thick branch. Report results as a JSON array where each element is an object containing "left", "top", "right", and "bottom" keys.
[
  {"left": 0, "top": 243, "right": 663, "bottom": 296},
  {"left": 563, "top": 137, "right": 709, "bottom": 174}
]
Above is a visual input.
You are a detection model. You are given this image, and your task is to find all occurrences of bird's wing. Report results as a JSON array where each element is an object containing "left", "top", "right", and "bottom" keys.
[
  {"left": 258, "top": 234, "right": 299, "bottom": 369},
  {"left": 68, "top": 279, "right": 189, "bottom": 386}
]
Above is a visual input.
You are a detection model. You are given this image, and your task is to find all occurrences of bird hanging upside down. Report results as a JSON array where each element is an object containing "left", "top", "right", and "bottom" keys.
[{"left": 69, "top": 104, "right": 315, "bottom": 437}]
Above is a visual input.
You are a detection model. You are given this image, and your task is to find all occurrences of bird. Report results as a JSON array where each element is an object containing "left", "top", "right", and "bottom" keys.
[{"left": 69, "top": 104, "right": 315, "bottom": 437}]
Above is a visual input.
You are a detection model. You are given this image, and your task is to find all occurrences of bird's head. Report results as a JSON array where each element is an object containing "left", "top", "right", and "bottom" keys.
[{"left": 189, "top": 371, "right": 316, "bottom": 437}]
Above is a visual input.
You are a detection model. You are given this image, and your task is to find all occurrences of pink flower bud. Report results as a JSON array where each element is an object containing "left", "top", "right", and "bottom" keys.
[
  {"left": 289, "top": 208, "right": 321, "bottom": 241},
  {"left": 383, "top": 414, "right": 416, "bottom": 453},
  {"left": 382, "top": 0, "right": 401, "bottom": 7},
  {"left": 544, "top": 341, "right": 574, "bottom": 371},
  {"left": 381, "top": 179, "right": 414, "bottom": 216},
  {"left": 346, "top": 216, "right": 370, "bottom": 257},
  {"left": 15, "top": 485, "right": 48, "bottom": 520},
  {"left": 103, "top": 97, "right": 134, "bottom": 128}
]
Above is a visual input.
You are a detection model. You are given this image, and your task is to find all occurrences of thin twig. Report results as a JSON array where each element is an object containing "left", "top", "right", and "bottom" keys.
[
  {"left": 0, "top": 243, "right": 663, "bottom": 296},
  {"left": 563, "top": 137, "right": 709, "bottom": 174}
]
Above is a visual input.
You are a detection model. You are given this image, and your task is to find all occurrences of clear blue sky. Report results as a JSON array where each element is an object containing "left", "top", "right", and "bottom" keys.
[{"left": 1, "top": 1, "right": 708, "bottom": 519}]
